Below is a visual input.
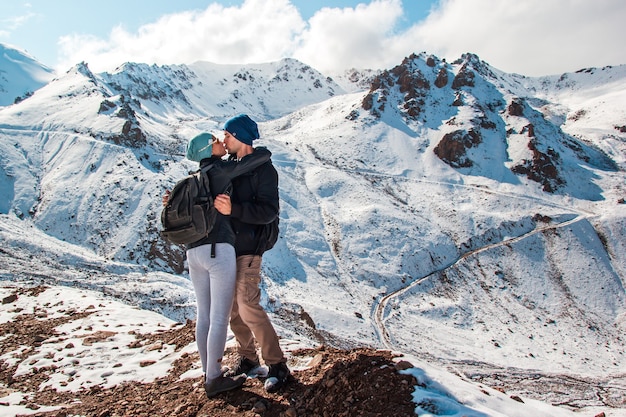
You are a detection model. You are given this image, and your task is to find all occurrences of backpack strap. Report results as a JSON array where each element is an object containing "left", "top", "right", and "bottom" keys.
[
  {"left": 201, "top": 164, "right": 217, "bottom": 258},
  {"left": 198, "top": 163, "right": 214, "bottom": 174}
]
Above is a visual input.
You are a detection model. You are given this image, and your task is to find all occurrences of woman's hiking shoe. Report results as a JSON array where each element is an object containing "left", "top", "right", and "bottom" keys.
[
  {"left": 204, "top": 374, "right": 246, "bottom": 398},
  {"left": 264, "top": 362, "right": 290, "bottom": 393},
  {"left": 224, "top": 356, "right": 260, "bottom": 377}
]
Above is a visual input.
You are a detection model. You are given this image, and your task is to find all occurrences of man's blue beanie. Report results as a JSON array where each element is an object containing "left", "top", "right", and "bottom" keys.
[{"left": 224, "top": 114, "right": 259, "bottom": 146}]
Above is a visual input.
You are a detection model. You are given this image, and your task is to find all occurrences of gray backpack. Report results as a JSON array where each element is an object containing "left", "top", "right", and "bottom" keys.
[{"left": 160, "top": 166, "right": 216, "bottom": 245}]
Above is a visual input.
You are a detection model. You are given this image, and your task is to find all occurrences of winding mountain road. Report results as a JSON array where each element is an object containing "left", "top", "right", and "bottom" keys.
[
  {"left": 373, "top": 213, "right": 590, "bottom": 350},
  {"left": 370, "top": 208, "right": 626, "bottom": 411}
]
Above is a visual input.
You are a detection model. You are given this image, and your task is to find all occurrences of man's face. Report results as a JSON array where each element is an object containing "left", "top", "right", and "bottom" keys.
[{"left": 223, "top": 131, "right": 239, "bottom": 154}]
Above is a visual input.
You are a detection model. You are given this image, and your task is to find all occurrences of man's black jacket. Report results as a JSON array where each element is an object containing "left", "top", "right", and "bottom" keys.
[{"left": 229, "top": 149, "right": 279, "bottom": 256}]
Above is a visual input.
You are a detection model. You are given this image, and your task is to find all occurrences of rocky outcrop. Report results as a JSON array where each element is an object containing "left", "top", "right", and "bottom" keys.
[
  {"left": 452, "top": 64, "right": 476, "bottom": 89},
  {"left": 511, "top": 139, "right": 564, "bottom": 192},
  {"left": 361, "top": 70, "right": 393, "bottom": 116},
  {"left": 100, "top": 94, "right": 146, "bottom": 148},
  {"left": 362, "top": 53, "right": 432, "bottom": 120},
  {"left": 434, "top": 129, "right": 482, "bottom": 168},
  {"left": 508, "top": 99, "right": 524, "bottom": 116},
  {"left": 435, "top": 68, "right": 449, "bottom": 88}
]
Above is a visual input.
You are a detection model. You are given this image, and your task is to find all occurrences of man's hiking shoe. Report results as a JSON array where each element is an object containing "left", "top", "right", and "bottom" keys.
[
  {"left": 264, "top": 362, "right": 290, "bottom": 393},
  {"left": 224, "top": 356, "right": 260, "bottom": 377},
  {"left": 204, "top": 374, "right": 246, "bottom": 397}
]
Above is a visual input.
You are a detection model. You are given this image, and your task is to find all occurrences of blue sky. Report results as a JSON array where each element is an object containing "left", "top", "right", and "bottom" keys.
[{"left": 1, "top": 0, "right": 624, "bottom": 76}]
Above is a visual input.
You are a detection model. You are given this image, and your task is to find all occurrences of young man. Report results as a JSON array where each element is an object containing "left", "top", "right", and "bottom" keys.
[{"left": 213, "top": 114, "right": 290, "bottom": 393}]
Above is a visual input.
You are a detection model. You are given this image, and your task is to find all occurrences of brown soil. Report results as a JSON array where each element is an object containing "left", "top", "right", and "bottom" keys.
[{"left": 0, "top": 287, "right": 418, "bottom": 417}]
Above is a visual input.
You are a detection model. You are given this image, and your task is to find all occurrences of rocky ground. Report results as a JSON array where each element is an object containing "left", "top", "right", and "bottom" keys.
[
  {"left": 0, "top": 286, "right": 418, "bottom": 417},
  {"left": 3, "top": 286, "right": 621, "bottom": 417}
]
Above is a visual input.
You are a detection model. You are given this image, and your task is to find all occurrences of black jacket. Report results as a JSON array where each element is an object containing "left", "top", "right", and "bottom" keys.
[
  {"left": 229, "top": 149, "right": 280, "bottom": 256},
  {"left": 187, "top": 148, "right": 271, "bottom": 250}
]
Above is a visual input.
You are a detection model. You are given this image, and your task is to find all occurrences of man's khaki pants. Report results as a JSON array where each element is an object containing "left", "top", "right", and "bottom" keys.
[{"left": 229, "top": 254, "right": 285, "bottom": 365}]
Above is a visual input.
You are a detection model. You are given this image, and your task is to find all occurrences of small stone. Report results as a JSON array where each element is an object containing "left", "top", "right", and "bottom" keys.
[
  {"left": 2, "top": 294, "right": 17, "bottom": 304},
  {"left": 145, "top": 341, "right": 163, "bottom": 351},
  {"left": 307, "top": 353, "right": 323, "bottom": 368},
  {"left": 394, "top": 360, "right": 414, "bottom": 371},
  {"left": 283, "top": 407, "right": 297, "bottom": 417},
  {"left": 252, "top": 399, "right": 269, "bottom": 413}
]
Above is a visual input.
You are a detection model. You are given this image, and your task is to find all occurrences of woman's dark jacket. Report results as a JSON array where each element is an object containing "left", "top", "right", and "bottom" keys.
[
  {"left": 187, "top": 148, "right": 271, "bottom": 250},
  {"left": 228, "top": 148, "right": 280, "bottom": 256}
]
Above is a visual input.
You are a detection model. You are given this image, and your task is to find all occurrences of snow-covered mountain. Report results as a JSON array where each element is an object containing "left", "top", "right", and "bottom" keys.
[
  {"left": 1, "top": 45, "right": 625, "bottom": 416},
  {"left": 0, "top": 43, "right": 55, "bottom": 106}
]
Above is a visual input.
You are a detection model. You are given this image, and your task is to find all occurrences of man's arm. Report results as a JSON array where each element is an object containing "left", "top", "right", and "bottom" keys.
[{"left": 216, "top": 162, "right": 279, "bottom": 224}]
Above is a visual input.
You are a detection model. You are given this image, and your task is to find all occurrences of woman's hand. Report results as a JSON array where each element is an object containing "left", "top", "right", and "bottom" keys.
[{"left": 162, "top": 190, "right": 171, "bottom": 207}]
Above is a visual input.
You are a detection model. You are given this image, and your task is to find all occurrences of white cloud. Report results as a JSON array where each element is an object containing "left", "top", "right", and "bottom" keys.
[
  {"left": 57, "top": 0, "right": 305, "bottom": 72},
  {"left": 55, "top": 0, "right": 626, "bottom": 77},
  {"left": 412, "top": 0, "right": 626, "bottom": 76},
  {"left": 1, "top": 11, "right": 37, "bottom": 33},
  {"left": 293, "top": 0, "right": 405, "bottom": 73}
]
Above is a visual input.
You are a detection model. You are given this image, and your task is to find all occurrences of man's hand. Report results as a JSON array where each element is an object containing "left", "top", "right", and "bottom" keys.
[{"left": 214, "top": 194, "right": 232, "bottom": 215}]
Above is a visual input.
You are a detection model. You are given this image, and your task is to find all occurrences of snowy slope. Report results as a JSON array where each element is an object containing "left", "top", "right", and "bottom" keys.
[
  {"left": 1, "top": 49, "right": 625, "bottom": 416},
  {"left": 491, "top": 63, "right": 626, "bottom": 167},
  {"left": 0, "top": 43, "right": 55, "bottom": 107},
  {"left": 261, "top": 89, "right": 626, "bottom": 373}
]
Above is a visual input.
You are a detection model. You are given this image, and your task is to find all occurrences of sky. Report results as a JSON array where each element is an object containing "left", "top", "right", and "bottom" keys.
[{"left": 1, "top": 0, "right": 625, "bottom": 77}]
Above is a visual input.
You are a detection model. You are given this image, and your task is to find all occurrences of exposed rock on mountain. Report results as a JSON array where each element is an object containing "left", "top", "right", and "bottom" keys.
[
  {"left": 362, "top": 53, "right": 432, "bottom": 120},
  {"left": 434, "top": 128, "right": 482, "bottom": 168},
  {"left": 358, "top": 52, "right": 618, "bottom": 197}
]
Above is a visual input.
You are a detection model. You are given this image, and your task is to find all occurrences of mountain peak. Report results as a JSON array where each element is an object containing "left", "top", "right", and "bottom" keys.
[{"left": 0, "top": 43, "right": 55, "bottom": 106}]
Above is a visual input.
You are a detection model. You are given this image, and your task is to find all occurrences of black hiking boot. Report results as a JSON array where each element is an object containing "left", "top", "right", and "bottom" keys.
[
  {"left": 264, "top": 361, "right": 290, "bottom": 393},
  {"left": 204, "top": 374, "right": 246, "bottom": 398},
  {"left": 224, "top": 356, "right": 260, "bottom": 377}
]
